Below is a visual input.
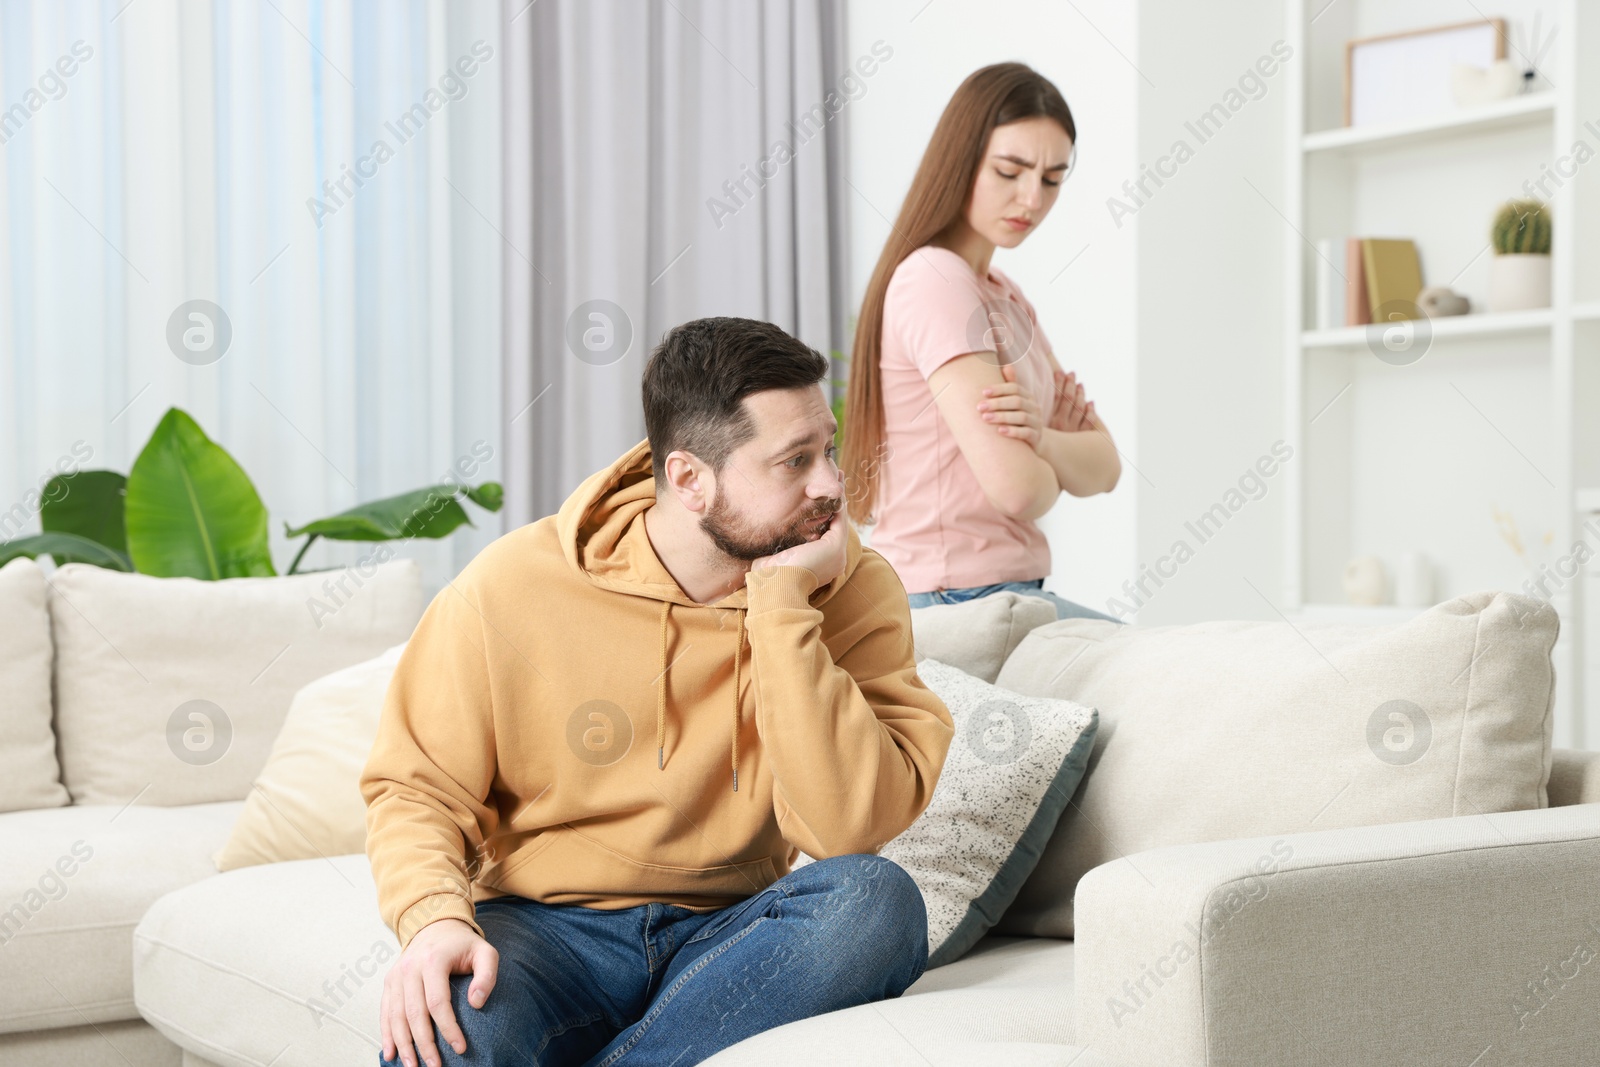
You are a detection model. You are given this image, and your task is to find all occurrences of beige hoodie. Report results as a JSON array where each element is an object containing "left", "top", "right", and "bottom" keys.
[{"left": 360, "top": 438, "right": 954, "bottom": 949}]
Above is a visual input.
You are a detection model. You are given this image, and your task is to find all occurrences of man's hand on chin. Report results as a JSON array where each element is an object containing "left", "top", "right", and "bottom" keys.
[{"left": 750, "top": 503, "right": 849, "bottom": 592}]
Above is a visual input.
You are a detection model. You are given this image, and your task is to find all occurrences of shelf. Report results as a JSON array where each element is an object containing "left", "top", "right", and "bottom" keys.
[
  {"left": 1289, "top": 603, "right": 1430, "bottom": 625},
  {"left": 1302, "top": 93, "right": 1556, "bottom": 157},
  {"left": 1574, "top": 301, "right": 1600, "bottom": 322},
  {"left": 1301, "top": 307, "right": 1554, "bottom": 350}
]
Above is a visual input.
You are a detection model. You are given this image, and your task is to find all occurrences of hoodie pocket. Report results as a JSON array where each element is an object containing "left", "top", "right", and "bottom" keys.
[
  {"left": 484, "top": 826, "right": 563, "bottom": 886},
  {"left": 544, "top": 823, "right": 779, "bottom": 904}
]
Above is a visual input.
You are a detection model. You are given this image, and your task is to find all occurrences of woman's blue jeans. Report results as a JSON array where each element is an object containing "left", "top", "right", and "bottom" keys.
[
  {"left": 377, "top": 854, "right": 927, "bottom": 1067},
  {"left": 905, "top": 578, "right": 1126, "bottom": 623}
]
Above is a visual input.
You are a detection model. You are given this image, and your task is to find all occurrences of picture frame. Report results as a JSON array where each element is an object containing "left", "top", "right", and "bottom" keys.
[{"left": 1344, "top": 17, "right": 1507, "bottom": 127}]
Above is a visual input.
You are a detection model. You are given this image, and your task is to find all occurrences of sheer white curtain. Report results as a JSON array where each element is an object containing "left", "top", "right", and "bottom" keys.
[
  {"left": 0, "top": 0, "right": 504, "bottom": 597},
  {"left": 2, "top": 0, "right": 852, "bottom": 576},
  {"left": 501, "top": 0, "right": 850, "bottom": 522}
]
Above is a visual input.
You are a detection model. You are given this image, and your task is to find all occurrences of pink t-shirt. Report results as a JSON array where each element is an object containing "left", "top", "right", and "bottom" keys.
[{"left": 870, "top": 245, "right": 1056, "bottom": 594}]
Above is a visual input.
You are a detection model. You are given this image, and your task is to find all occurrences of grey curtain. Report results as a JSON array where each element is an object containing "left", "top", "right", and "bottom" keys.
[{"left": 501, "top": 0, "right": 850, "bottom": 524}]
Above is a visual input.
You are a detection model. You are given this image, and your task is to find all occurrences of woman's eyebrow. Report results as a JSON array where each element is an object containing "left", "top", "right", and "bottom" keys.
[{"left": 994, "top": 152, "right": 1068, "bottom": 173}]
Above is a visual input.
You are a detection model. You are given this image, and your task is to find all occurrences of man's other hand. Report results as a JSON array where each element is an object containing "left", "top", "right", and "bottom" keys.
[{"left": 380, "top": 917, "right": 498, "bottom": 1067}]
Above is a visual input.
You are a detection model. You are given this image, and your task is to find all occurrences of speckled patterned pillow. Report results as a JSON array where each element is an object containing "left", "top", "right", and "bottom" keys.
[{"left": 794, "top": 658, "right": 1098, "bottom": 968}]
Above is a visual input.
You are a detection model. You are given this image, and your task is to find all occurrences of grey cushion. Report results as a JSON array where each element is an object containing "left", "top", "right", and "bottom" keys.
[
  {"left": 992, "top": 590, "right": 1558, "bottom": 938},
  {"left": 887, "top": 660, "right": 1095, "bottom": 966},
  {"left": 794, "top": 659, "right": 1097, "bottom": 967},
  {"left": 909, "top": 592, "right": 1058, "bottom": 683}
]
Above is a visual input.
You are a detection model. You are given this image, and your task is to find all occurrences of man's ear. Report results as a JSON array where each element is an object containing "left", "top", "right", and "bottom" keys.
[{"left": 662, "top": 449, "right": 710, "bottom": 514}]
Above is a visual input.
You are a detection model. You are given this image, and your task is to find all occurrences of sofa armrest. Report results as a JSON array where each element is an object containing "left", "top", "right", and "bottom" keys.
[
  {"left": 1074, "top": 803, "right": 1600, "bottom": 1067},
  {"left": 1550, "top": 747, "right": 1600, "bottom": 806}
]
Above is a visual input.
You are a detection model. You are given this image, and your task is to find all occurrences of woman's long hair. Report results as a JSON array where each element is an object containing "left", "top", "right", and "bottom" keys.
[{"left": 842, "top": 63, "right": 1075, "bottom": 524}]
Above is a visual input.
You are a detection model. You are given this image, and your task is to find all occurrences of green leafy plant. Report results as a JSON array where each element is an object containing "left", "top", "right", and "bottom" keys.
[
  {"left": 0, "top": 407, "right": 502, "bottom": 578},
  {"left": 282, "top": 480, "right": 504, "bottom": 574},
  {"left": 126, "top": 409, "right": 275, "bottom": 577},
  {"left": 7, "top": 529, "right": 133, "bottom": 571},
  {"left": 830, "top": 348, "right": 849, "bottom": 453},
  {"left": 41, "top": 469, "right": 127, "bottom": 553},
  {"left": 1492, "top": 199, "right": 1552, "bottom": 255}
]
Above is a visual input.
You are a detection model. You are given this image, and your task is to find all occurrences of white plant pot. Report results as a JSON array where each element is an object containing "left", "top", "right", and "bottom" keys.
[{"left": 1487, "top": 253, "right": 1552, "bottom": 312}]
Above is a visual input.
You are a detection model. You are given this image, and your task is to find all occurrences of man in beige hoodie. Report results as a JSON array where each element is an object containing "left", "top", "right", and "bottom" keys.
[{"left": 362, "top": 317, "right": 954, "bottom": 1067}]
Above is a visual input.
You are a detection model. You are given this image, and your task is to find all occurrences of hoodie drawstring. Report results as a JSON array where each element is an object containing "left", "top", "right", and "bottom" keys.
[
  {"left": 656, "top": 599, "right": 746, "bottom": 793},
  {"left": 657, "top": 600, "right": 670, "bottom": 771},
  {"left": 731, "top": 609, "right": 745, "bottom": 792}
]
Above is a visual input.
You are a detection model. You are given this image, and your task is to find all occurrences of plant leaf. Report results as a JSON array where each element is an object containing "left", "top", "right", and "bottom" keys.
[
  {"left": 463, "top": 481, "right": 503, "bottom": 512},
  {"left": 125, "top": 408, "right": 276, "bottom": 579},
  {"left": 0, "top": 532, "right": 133, "bottom": 570},
  {"left": 40, "top": 470, "right": 128, "bottom": 560},
  {"left": 284, "top": 485, "right": 472, "bottom": 542}
]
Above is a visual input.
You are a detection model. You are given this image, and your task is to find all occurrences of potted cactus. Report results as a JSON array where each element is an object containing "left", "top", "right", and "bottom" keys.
[{"left": 1488, "top": 199, "right": 1552, "bottom": 312}]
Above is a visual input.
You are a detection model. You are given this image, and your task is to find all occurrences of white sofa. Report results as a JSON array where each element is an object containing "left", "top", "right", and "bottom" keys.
[{"left": 2, "top": 558, "right": 1596, "bottom": 1067}]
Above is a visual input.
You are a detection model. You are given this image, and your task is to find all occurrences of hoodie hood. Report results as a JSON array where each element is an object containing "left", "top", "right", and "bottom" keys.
[{"left": 556, "top": 437, "right": 864, "bottom": 789}]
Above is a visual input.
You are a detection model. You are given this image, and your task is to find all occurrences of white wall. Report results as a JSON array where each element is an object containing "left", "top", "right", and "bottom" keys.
[
  {"left": 1129, "top": 0, "right": 1288, "bottom": 623},
  {"left": 843, "top": 0, "right": 1141, "bottom": 617}
]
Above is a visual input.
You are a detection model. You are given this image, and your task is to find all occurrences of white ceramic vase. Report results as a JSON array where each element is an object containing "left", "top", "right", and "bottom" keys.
[{"left": 1488, "top": 253, "right": 1552, "bottom": 312}]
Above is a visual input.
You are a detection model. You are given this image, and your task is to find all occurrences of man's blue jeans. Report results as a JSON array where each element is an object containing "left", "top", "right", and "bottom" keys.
[
  {"left": 378, "top": 854, "right": 927, "bottom": 1067},
  {"left": 905, "top": 578, "right": 1127, "bottom": 623}
]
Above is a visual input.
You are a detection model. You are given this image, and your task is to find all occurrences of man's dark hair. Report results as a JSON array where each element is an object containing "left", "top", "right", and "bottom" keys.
[{"left": 642, "top": 317, "right": 829, "bottom": 486}]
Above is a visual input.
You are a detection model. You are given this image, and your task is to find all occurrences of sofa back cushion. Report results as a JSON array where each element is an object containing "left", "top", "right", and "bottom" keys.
[
  {"left": 909, "top": 592, "right": 1058, "bottom": 683},
  {"left": 0, "top": 557, "right": 71, "bottom": 812},
  {"left": 991, "top": 590, "right": 1558, "bottom": 939},
  {"left": 50, "top": 560, "right": 424, "bottom": 806}
]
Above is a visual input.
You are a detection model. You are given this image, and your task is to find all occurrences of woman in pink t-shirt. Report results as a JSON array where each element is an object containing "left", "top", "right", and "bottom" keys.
[{"left": 841, "top": 62, "right": 1123, "bottom": 622}]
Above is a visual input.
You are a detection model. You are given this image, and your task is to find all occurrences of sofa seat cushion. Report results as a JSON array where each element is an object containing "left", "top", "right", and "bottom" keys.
[
  {"left": 0, "top": 800, "right": 244, "bottom": 1035},
  {"left": 133, "top": 855, "right": 1094, "bottom": 1067},
  {"left": 704, "top": 936, "right": 1105, "bottom": 1065},
  {"left": 134, "top": 854, "right": 394, "bottom": 1066},
  {"left": 0, "top": 1017, "right": 183, "bottom": 1067}
]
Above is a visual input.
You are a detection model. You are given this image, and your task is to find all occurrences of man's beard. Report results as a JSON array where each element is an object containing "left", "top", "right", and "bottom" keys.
[{"left": 700, "top": 490, "right": 840, "bottom": 562}]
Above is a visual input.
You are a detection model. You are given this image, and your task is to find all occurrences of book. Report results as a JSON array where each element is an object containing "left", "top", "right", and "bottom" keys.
[
  {"left": 1316, "top": 238, "right": 1342, "bottom": 331},
  {"left": 1361, "top": 238, "right": 1423, "bottom": 320},
  {"left": 1345, "top": 238, "right": 1370, "bottom": 326}
]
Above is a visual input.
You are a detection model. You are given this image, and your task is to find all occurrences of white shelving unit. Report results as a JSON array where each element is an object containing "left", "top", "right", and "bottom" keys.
[
  {"left": 1302, "top": 306, "right": 1555, "bottom": 349},
  {"left": 1282, "top": 0, "right": 1600, "bottom": 748},
  {"left": 1300, "top": 90, "right": 1557, "bottom": 156}
]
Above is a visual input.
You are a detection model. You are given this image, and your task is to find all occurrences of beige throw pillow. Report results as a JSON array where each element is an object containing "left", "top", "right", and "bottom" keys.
[
  {"left": 910, "top": 591, "right": 1059, "bottom": 684},
  {"left": 991, "top": 590, "right": 1558, "bottom": 939},
  {"left": 215, "top": 643, "right": 407, "bottom": 870},
  {"left": 0, "top": 557, "right": 70, "bottom": 812},
  {"left": 50, "top": 560, "right": 423, "bottom": 807}
]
